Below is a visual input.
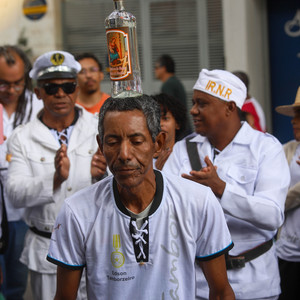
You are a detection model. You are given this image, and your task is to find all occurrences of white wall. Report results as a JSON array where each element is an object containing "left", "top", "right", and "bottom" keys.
[
  {"left": 222, "top": 0, "right": 272, "bottom": 131},
  {"left": 0, "top": 0, "right": 61, "bottom": 60}
]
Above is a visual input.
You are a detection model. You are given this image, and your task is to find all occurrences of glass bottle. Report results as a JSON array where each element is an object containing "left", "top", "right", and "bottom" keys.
[{"left": 105, "top": 0, "right": 143, "bottom": 98}]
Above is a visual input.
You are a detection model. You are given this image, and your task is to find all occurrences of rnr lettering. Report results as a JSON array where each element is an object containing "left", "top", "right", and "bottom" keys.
[
  {"left": 161, "top": 211, "right": 179, "bottom": 300},
  {"left": 205, "top": 80, "right": 232, "bottom": 99}
]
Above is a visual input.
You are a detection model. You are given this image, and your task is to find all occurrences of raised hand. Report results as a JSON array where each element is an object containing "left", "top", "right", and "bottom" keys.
[
  {"left": 53, "top": 144, "right": 70, "bottom": 190},
  {"left": 182, "top": 156, "right": 225, "bottom": 198},
  {"left": 91, "top": 147, "right": 107, "bottom": 181}
]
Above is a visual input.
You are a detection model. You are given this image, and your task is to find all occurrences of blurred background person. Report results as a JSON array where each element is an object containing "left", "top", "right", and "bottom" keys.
[
  {"left": 151, "top": 93, "right": 187, "bottom": 170},
  {"left": 0, "top": 45, "right": 43, "bottom": 300},
  {"left": 75, "top": 52, "right": 109, "bottom": 115},
  {"left": 233, "top": 70, "right": 266, "bottom": 132},
  {"left": 154, "top": 54, "right": 187, "bottom": 108},
  {"left": 275, "top": 86, "right": 300, "bottom": 300}
]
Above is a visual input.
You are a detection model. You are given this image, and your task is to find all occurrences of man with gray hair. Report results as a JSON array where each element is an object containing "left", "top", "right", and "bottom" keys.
[
  {"left": 47, "top": 95, "right": 235, "bottom": 299},
  {"left": 6, "top": 50, "right": 105, "bottom": 300},
  {"left": 163, "top": 69, "right": 290, "bottom": 299}
]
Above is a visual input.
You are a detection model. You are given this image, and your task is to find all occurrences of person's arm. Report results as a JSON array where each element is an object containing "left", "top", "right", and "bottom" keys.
[
  {"left": 54, "top": 266, "right": 82, "bottom": 300},
  {"left": 199, "top": 255, "right": 235, "bottom": 300},
  {"left": 6, "top": 127, "right": 56, "bottom": 208}
]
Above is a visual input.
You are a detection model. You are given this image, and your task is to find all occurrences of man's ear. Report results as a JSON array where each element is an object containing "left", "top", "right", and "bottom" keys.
[
  {"left": 34, "top": 87, "right": 42, "bottom": 100},
  {"left": 154, "top": 132, "right": 166, "bottom": 157},
  {"left": 96, "top": 134, "right": 103, "bottom": 153},
  {"left": 226, "top": 101, "right": 237, "bottom": 115}
]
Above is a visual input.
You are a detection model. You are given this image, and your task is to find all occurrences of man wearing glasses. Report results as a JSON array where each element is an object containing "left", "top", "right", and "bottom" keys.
[
  {"left": 75, "top": 52, "right": 110, "bottom": 115},
  {"left": 0, "top": 45, "right": 43, "bottom": 300},
  {"left": 6, "top": 50, "right": 105, "bottom": 300}
]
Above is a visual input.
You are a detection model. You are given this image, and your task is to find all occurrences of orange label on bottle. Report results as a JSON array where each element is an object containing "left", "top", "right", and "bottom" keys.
[{"left": 106, "top": 27, "right": 133, "bottom": 81}]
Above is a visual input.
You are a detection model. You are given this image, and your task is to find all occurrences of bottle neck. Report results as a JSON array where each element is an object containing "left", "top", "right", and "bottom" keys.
[{"left": 114, "top": 0, "right": 125, "bottom": 11}]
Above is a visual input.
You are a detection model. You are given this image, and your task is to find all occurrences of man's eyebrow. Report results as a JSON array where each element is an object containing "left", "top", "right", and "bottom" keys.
[
  {"left": 128, "top": 133, "right": 145, "bottom": 138},
  {"left": 104, "top": 133, "right": 145, "bottom": 139}
]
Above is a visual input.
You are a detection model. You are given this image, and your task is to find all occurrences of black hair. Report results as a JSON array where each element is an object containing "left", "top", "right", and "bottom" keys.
[
  {"left": 74, "top": 52, "right": 103, "bottom": 72},
  {"left": 156, "top": 54, "right": 175, "bottom": 73},
  {"left": 151, "top": 93, "right": 187, "bottom": 141},
  {"left": 0, "top": 45, "right": 33, "bottom": 128},
  {"left": 98, "top": 95, "right": 161, "bottom": 143},
  {"left": 232, "top": 71, "right": 249, "bottom": 90}
]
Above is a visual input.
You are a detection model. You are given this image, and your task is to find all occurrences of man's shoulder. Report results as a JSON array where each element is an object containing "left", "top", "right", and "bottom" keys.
[
  {"left": 77, "top": 106, "right": 99, "bottom": 125},
  {"left": 240, "top": 122, "right": 280, "bottom": 146},
  {"left": 65, "top": 175, "right": 113, "bottom": 211},
  {"left": 162, "top": 171, "right": 211, "bottom": 199},
  {"left": 173, "top": 133, "right": 202, "bottom": 151}
]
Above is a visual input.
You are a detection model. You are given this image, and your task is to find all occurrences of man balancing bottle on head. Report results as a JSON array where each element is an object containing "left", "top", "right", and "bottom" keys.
[{"left": 47, "top": 95, "right": 235, "bottom": 299}]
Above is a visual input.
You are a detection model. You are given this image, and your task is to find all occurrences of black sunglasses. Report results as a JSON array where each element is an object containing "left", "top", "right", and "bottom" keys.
[{"left": 41, "top": 82, "right": 77, "bottom": 95}]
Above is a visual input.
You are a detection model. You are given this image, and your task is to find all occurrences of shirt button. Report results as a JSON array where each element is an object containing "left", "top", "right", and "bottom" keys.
[
  {"left": 44, "top": 226, "right": 50, "bottom": 231},
  {"left": 40, "top": 157, "right": 45, "bottom": 162},
  {"left": 88, "top": 149, "right": 93, "bottom": 154},
  {"left": 241, "top": 176, "right": 245, "bottom": 181},
  {"left": 67, "top": 187, "right": 72, "bottom": 192}
]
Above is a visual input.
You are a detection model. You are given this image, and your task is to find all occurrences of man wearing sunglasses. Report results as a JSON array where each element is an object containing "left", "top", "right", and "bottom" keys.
[{"left": 6, "top": 50, "right": 106, "bottom": 300}]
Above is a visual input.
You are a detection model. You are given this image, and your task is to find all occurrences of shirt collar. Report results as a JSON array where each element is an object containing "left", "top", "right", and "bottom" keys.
[{"left": 190, "top": 121, "right": 254, "bottom": 146}]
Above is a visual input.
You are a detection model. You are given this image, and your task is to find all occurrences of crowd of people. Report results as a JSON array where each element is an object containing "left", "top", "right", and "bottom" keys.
[{"left": 0, "top": 45, "right": 298, "bottom": 300}]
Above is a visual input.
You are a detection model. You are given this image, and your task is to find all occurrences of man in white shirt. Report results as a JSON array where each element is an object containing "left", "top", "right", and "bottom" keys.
[
  {"left": 47, "top": 95, "right": 235, "bottom": 299},
  {"left": 6, "top": 50, "right": 105, "bottom": 300},
  {"left": 0, "top": 45, "right": 43, "bottom": 300},
  {"left": 163, "top": 69, "right": 290, "bottom": 300},
  {"left": 275, "top": 87, "right": 300, "bottom": 299}
]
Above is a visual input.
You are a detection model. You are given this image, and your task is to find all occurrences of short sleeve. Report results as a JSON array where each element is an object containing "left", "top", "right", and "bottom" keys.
[
  {"left": 196, "top": 189, "right": 233, "bottom": 261},
  {"left": 47, "top": 202, "right": 85, "bottom": 270}
]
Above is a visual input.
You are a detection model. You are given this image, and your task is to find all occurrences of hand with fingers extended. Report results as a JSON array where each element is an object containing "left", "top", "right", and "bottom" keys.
[
  {"left": 53, "top": 144, "right": 70, "bottom": 190},
  {"left": 91, "top": 147, "right": 107, "bottom": 181},
  {"left": 182, "top": 155, "right": 226, "bottom": 198},
  {"left": 155, "top": 147, "right": 172, "bottom": 170}
]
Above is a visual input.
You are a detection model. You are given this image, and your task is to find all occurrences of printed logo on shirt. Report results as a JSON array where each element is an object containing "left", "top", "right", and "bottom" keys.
[
  {"left": 54, "top": 224, "right": 61, "bottom": 231},
  {"left": 111, "top": 234, "right": 125, "bottom": 268},
  {"left": 6, "top": 153, "right": 12, "bottom": 162}
]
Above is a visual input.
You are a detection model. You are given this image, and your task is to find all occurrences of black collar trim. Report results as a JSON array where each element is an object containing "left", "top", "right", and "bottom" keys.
[{"left": 113, "top": 170, "right": 163, "bottom": 216}]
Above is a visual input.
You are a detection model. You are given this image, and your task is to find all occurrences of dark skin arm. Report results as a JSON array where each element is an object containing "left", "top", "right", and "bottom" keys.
[
  {"left": 54, "top": 266, "right": 82, "bottom": 300},
  {"left": 182, "top": 156, "right": 226, "bottom": 198},
  {"left": 199, "top": 255, "right": 235, "bottom": 300}
]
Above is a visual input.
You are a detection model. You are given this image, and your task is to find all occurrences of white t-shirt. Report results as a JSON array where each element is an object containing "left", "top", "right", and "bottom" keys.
[{"left": 48, "top": 171, "right": 233, "bottom": 299}]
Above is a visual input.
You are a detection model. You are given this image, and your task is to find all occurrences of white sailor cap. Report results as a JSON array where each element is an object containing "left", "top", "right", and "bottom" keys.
[
  {"left": 29, "top": 50, "right": 81, "bottom": 80},
  {"left": 193, "top": 69, "right": 247, "bottom": 109}
]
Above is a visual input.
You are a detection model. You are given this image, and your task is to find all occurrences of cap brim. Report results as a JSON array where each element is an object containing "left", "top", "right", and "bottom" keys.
[
  {"left": 275, "top": 104, "right": 300, "bottom": 117},
  {"left": 37, "top": 71, "right": 77, "bottom": 80}
]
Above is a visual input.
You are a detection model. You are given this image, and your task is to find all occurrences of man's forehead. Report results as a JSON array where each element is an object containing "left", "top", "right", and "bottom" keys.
[
  {"left": 103, "top": 110, "right": 149, "bottom": 133},
  {"left": 39, "top": 78, "right": 76, "bottom": 84},
  {"left": 193, "top": 89, "right": 224, "bottom": 103}
]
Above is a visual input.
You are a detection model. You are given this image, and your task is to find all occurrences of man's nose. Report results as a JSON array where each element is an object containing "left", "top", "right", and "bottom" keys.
[
  {"left": 56, "top": 87, "right": 66, "bottom": 96},
  {"left": 118, "top": 140, "right": 132, "bottom": 161},
  {"left": 190, "top": 104, "right": 199, "bottom": 115}
]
